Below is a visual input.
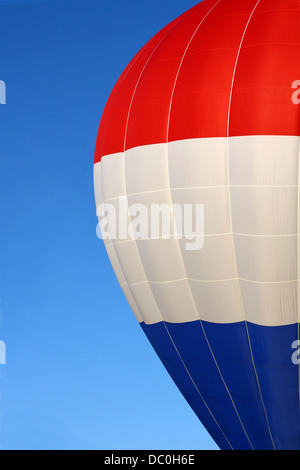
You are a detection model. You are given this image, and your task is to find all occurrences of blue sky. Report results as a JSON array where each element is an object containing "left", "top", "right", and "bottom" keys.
[{"left": 0, "top": 0, "right": 218, "bottom": 450}]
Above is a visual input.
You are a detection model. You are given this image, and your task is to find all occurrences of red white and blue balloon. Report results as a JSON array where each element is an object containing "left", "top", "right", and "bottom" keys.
[{"left": 94, "top": 0, "right": 300, "bottom": 450}]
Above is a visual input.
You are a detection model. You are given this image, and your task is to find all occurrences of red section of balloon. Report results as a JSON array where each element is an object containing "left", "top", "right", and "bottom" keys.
[{"left": 94, "top": 0, "right": 300, "bottom": 163}]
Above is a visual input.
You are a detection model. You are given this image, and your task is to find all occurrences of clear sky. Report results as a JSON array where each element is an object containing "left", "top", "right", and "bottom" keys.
[{"left": 0, "top": 0, "right": 218, "bottom": 450}]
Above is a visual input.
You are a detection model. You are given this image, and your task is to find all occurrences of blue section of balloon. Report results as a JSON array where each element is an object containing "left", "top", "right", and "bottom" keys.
[{"left": 141, "top": 321, "right": 300, "bottom": 450}]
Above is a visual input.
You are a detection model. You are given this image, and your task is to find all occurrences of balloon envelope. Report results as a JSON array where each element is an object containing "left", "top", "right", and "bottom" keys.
[{"left": 94, "top": 0, "right": 300, "bottom": 450}]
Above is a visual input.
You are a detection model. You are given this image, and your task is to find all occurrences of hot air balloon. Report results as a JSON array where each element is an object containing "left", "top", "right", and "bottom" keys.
[{"left": 94, "top": 0, "right": 300, "bottom": 450}]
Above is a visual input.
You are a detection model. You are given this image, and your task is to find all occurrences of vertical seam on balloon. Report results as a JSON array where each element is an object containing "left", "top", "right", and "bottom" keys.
[
  {"left": 140, "top": 322, "right": 233, "bottom": 450},
  {"left": 225, "top": 0, "right": 276, "bottom": 450},
  {"left": 165, "top": 0, "right": 221, "bottom": 142},
  {"left": 164, "top": 0, "right": 254, "bottom": 450},
  {"left": 123, "top": 18, "right": 184, "bottom": 151},
  {"left": 121, "top": 13, "right": 187, "bottom": 84},
  {"left": 120, "top": 2, "right": 236, "bottom": 450},
  {"left": 162, "top": 321, "right": 234, "bottom": 450}
]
